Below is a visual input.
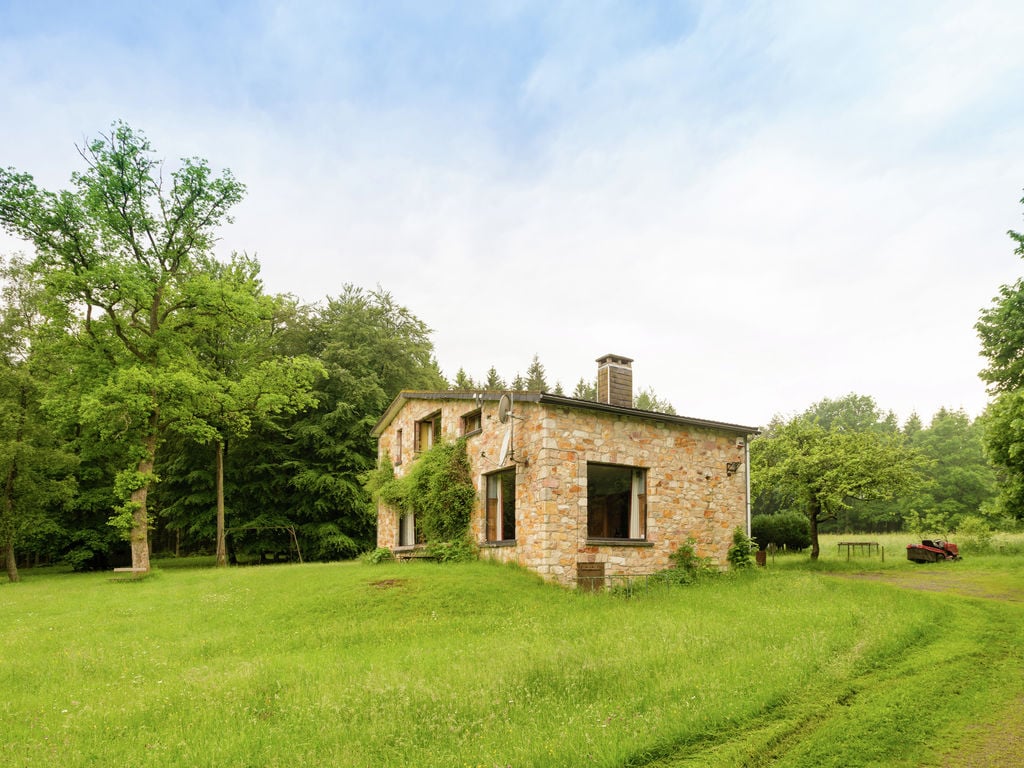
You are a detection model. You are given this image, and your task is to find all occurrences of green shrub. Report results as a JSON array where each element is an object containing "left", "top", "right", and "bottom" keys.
[
  {"left": 302, "top": 522, "right": 361, "bottom": 561},
  {"left": 955, "top": 516, "right": 994, "bottom": 554},
  {"left": 360, "top": 547, "right": 394, "bottom": 564},
  {"left": 751, "top": 511, "right": 811, "bottom": 551},
  {"left": 666, "top": 538, "right": 715, "bottom": 582},
  {"left": 425, "top": 538, "right": 478, "bottom": 563},
  {"left": 727, "top": 527, "right": 757, "bottom": 569}
]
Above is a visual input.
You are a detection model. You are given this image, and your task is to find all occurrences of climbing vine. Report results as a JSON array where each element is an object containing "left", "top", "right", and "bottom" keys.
[{"left": 366, "top": 438, "right": 477, "bottom": 547}]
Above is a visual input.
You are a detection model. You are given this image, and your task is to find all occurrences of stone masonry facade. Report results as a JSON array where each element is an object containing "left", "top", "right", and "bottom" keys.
[{"left": 374, "top": 391, "right": 754, "bottom": 587}]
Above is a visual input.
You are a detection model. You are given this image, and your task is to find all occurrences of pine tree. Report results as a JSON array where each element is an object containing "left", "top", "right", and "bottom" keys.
[
  {"left": 452, "top": 368, "right": 475, "bottom": 391},
  {"left": 573, "top": 377, "right": 596, "bottom": 400},
  {"left": 525, "top": 354, "right": 548, "bottom": 391},
  {"left": 483, "top": 367, "right": 505, "bottom": 391}
]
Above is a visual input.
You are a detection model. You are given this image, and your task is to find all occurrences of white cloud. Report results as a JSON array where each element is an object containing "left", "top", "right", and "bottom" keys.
[{"left": 2, "top": 0, "right": 1024, "bottom": 428}]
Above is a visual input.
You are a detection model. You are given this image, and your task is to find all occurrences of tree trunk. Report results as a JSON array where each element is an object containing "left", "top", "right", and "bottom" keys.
[
  {"left": 3, "top": 384, "right": 25, "bottom": 582},
  {"left": 215, "top": 439, "right": 227, "bottom": 567},
  {"left": 809, "top": 499, "right": 821, "bottom": 560},
  {"left": 129, "top": 429, "right": 157, "bottom": 573},
  {"left": 5, "top": 538, "right": 18, "bottom": 583}
]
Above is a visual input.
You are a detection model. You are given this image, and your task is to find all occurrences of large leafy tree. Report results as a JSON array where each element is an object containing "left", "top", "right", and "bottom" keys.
[
  {"left": 804, "top": 393, "right": 899, "bottom": 434},
  {"left": 976, "top": 193, "right": 1024, "bottom": 518},
  {"left": 0, "top": 122, "right": 245, "bottom": 572},
  {"left": 751, "top": 409, "right": 923, "bottom": 558},
  {"left": 977, "top": 196, "right": 1024, "bottom": 393}
]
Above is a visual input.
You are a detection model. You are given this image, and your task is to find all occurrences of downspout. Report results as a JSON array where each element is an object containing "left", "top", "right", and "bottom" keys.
[{"left": 745, "top": 435, "right": 752, "bottom": 536}]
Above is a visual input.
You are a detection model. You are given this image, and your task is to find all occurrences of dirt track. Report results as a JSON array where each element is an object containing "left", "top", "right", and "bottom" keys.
[
  {"left": 840, "top": 568, "right": 1024, "bottom": 603},
  {"left": 837, "top": 568, "right": 1024, "bottom": 767}
]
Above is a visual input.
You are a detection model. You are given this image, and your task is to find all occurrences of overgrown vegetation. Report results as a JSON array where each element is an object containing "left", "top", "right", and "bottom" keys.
[
  {"left": 651, "top": 537, "right": 715, "bottom": 585},
  {"left": 726, "top": 526, "right": 757, "bottom": 568},
  {"left": 360, "top": 546, "right": 394, "bottom": 564},
  {"left": 365, "top": 438, "right": 477, "bottom": 557}
]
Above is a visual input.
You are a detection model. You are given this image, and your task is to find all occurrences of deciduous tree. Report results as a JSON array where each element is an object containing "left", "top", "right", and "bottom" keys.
[
  {"left": 0, "top": 122, "right": 245, "bottom": 572},
  {"left": 976, "top": 194, "right": 1024, "bottom": 518},
  {"left": 751, "top": 413, "right": 923, "bottom": 558}
]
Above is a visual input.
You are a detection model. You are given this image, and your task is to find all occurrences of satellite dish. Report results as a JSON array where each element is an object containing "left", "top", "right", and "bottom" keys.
[
  {"left": 497, "top": 425, "right": 512, "bottom": 465},
  {"left": 498, "top": 393, "right": 512, "bottom": 424}
]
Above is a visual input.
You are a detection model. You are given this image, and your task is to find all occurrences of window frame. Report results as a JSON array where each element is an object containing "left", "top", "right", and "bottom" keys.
[
  {"left": 394, "top": 428, "right": 403, "bottom": 465},
  {"left": 585, "top": 462, "right": 647, "bottom": 543},
  {"left": 414, "top": 410, "right": 442, "bottom": 454},
  {"left": 398, "top": 510, "right": 418, "bottom": 547},
  {"left": 461, "top": 408, "right": 482, "bottom": 437},
  {"left": 484, "top": 468, "right": 516, "bottom": 543}
]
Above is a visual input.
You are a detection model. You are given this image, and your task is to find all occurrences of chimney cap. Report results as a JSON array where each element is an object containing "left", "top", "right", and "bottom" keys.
[{"left": 596, "top": 353, "right": 633, "bottom": 366}]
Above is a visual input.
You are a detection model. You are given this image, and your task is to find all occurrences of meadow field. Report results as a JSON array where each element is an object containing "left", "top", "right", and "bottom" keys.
[{"left": 2, "top": 535, "right": 1023, "bottom": 768}]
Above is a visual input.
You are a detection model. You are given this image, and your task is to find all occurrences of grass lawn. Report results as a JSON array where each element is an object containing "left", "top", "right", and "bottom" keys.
[{"left": 2, "top": 543, "right": 1023, "bottom": 767}]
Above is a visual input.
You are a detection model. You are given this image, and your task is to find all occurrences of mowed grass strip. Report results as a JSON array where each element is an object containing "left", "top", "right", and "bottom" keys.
[{"left": 1, "top": 557, "right": 1022, "bottom": 767}]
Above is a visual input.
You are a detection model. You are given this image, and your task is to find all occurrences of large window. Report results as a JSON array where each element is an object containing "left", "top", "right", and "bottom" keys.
[
  {"left": 587, "top": 464, "right": 646, "bottom": 540},
  {"left": 485, "top": 469, "right": 516, "bottom": 542},
  {"left": 414, "top": 411, "right": 441, "bottom": 453}
]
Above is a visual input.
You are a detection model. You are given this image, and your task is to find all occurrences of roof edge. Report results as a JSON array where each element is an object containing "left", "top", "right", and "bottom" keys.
[{"left": 372, "top": 390, "right": 759, "bottom": 437}]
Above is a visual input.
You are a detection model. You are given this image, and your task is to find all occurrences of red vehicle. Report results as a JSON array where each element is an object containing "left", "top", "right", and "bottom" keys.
[{"left": 906, "top": 539, "right": 960, "bottom": 563}]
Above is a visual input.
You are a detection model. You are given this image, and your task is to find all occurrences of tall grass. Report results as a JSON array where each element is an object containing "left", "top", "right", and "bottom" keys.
[{"left": 2, "top": 557, "right": 1022, "bottom": 767}]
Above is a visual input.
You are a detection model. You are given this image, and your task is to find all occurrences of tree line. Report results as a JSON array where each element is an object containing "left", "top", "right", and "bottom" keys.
[
  {"left": 451, "top": 354, "right": 677, "bottom": 413},
  {"left": 1, "top": 123, "right": 1022, "bottom": 578}
]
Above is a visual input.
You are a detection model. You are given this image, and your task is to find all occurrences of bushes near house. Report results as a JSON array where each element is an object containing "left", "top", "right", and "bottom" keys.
[
  {"left": 649, "top": 537, "right": 715, "bottom": 585},
  {"left": 727, "top": 527, "right": 757, "bottom": 569},
  {"left": 360, "top": 547, "right": 394, "bottom": 564},
  {"left": 425, "top": 538, "right": 477, "bottom": 562},
  {"left": 751, "top": 511, "right": 812, "bottom": 552}
]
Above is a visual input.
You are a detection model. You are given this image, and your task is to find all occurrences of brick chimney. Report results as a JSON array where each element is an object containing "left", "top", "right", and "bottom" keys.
[{"left": 596, "top": 354, "right": 633, "bottom": 408}]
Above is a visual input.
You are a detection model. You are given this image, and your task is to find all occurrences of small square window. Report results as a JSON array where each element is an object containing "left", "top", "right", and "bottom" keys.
[{"left": 461, "top": 409, "right": 482, "bottom": 436}]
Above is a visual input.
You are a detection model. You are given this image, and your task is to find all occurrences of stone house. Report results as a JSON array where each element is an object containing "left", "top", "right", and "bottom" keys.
[{"left": 371, "top": 354, "right": 759, "bottom": 587}]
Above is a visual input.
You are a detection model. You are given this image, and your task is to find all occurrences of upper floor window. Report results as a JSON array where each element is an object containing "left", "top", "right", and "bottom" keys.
[
  {"left": 461, "top": 409, "right": 482, "bottom": 436},
  {"left": 587, "top": 463, "right": 646, "bottom": 540},
  {"left": 394, "top": 428, "right": 403, "bottom": 465},
  {"left": 414, "top": 411, "right": 441, "bottom": 453}
]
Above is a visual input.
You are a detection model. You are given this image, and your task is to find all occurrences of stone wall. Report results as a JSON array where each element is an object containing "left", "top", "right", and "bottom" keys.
[{"left": 376, "top": 395, "right": 750, "bottom": 586}]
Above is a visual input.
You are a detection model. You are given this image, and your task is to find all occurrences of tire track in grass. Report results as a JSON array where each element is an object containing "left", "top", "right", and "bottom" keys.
[{"left": 627, "top": 586, "right": 1024, "bottom": 767}]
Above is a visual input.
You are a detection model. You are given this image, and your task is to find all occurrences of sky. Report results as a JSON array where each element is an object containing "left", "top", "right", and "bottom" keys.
[{"left": 2, "top": 0, "right": 1023, "bottom": 429}]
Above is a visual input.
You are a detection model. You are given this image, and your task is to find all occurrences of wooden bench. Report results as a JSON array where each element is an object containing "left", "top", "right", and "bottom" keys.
[
  {"left": 393, "top": 548, "right": 437, "bottom": 562},
  {"left": 837, "top": 541, "right": 880, "bottom": 560}
]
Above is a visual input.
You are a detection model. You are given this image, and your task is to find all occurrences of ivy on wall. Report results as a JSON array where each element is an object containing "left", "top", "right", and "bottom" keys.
[{"left": 366, "top": 438, "right": 477, "bottom": 544}]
